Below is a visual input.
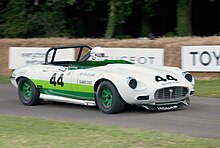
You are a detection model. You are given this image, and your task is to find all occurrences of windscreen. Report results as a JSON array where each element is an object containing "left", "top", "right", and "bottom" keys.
[{"left": 46, "top": 46, "right": 91, "bottom": 64}]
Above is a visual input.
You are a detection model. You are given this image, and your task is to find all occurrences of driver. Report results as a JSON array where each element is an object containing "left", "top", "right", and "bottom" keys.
[{"left": 90, "top": 46, "right": 105, "bottom": 61}]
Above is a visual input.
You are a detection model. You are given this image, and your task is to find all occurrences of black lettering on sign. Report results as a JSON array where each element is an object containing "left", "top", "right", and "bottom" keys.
[
  {"left": 148, "top": 57, "right": 155, "bottom": 64},
  {"left": 137, "top": 57, "right": 147, "bottom": 64},
  {"left": 190, "top": 51, "right": 198, "bottom": 66},
  {"left": 200, "top": 51, "right": 211, "bottom": 66},
  {"left": 213, "top": 51, "right": 220, "bottom": 65}
]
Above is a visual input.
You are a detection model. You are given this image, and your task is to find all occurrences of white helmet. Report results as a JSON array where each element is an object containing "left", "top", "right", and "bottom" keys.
[{"left": 90, "top": 46, "right": 105, "bottom": 61}]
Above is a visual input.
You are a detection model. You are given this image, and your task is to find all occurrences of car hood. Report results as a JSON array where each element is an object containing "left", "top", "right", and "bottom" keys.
[
  {"left": 93, "top": 63, "right": 190, "bottom": 88},
  {"left": 98, "top": 63, "right": 181, "bottom": 77}
]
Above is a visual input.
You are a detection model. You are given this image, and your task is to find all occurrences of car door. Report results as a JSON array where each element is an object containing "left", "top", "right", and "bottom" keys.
[
  {"left": 70, "top": 66, "right": 96, "bottom": 101},
  {"left": 43, "top": 65, "right": 94, "bottom": 100},
  {"left": 34, "top": 47, "right": 74, "bottom": 98},
  {"left": 34, "top": 65, "right": 72, "bottom": 98},
  {"left": 36, "top": 45, "right": 93, "bottom": 100}
]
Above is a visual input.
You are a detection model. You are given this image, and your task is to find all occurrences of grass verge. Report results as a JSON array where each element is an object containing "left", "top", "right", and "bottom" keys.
[
  {"left": 0, "top": 115, "right": 220, "bottom": 148},
  {"left": 0, "top": 74, "right": 10, "bottom": 84},
  {"left": 194, "top": 79, "right": 220, "bottom": 98}
]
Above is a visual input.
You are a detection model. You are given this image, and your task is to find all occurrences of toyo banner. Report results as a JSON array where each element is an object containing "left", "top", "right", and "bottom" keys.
[{"left": 181, "top": 46, "right": 220, "bottom": 71}]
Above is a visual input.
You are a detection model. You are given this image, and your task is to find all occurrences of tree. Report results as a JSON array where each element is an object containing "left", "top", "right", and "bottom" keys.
[
  {"left": 104, "top": 0, "right": 133, "bottom": 38},
  {"left": 176, "top": 0, "right": 192, "bottom": 36},
  {"left": 104, "top": 0, "right": 115, "bottom": 38},
  {"left": 0, "top": 0, "right": 69, "bottom": 38},
  {"left": 139, "top": 0, "right": 158, "bottom": 37}
]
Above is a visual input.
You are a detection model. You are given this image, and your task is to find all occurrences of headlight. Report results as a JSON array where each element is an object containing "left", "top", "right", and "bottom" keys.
[
  {"left": 127, "top": 77, "right": 137, "bottom": 89},
  {"left": 182, "top": 72, "right": 193, "bottom": 82}
]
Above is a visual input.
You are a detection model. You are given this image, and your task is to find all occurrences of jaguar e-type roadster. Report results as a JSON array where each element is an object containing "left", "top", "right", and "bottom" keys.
[{"left": 10, "top": 45, "right": 195, "bottom": 114}]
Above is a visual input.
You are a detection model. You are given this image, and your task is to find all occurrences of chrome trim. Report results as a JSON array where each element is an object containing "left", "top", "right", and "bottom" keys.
[
  {"left": 40, "top": 94, "right": 96, "bottom": 106},
  {"left": 154, "top": 87, "right": 188, "bottom": 101}
]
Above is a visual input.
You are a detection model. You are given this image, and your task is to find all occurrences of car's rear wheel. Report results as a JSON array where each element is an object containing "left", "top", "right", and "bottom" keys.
[
  {"left": 18, "top": 78, "right": 42, "bottom": 106},
  {"left": 96, "top": 81, "right": 125, "bottom": 114}
]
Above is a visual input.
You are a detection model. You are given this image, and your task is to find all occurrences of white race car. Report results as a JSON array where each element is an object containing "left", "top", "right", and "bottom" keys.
[{"left": 10, "top": 45, "right": 195, "bottom": 114}]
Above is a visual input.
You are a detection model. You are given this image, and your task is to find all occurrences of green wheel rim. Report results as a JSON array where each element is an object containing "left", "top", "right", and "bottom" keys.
[
  {"left": 22, "top": 81, "right": 32, "bottom": 100},
  {"left": 101, "top": 88, "right": 113, "bottom": 108}
]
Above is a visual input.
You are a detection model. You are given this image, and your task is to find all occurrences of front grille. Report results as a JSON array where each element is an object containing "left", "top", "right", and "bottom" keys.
[{"left": 155, "top": 87, "right": 188, "bottom": 100}]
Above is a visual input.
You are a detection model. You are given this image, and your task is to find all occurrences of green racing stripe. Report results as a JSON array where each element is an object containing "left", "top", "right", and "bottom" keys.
[{"left": 32, "top": 79, "right": 95, "bottom": 101}]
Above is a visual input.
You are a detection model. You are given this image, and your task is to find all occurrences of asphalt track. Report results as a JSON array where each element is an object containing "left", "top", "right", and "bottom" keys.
[{"left": 1, "top": 84, "right": 220, "bottom": 138}]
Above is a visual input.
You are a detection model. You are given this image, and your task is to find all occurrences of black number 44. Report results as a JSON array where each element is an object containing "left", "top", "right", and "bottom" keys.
[
  {"left": 50, "top": 73, "right": 64, "bottom": 87},
  {"left": 155, "top": 75, "right": 178, "bottom": 82}
]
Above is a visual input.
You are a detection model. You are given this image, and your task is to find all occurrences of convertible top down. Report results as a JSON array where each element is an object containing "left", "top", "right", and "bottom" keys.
[{"left": 10, "top": 45, "right": 195, "bottom": 114}]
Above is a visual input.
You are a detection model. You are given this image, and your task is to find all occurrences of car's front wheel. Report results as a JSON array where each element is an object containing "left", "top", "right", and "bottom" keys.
[
  {"left": 96, "top": 81, "right": 125, "bottom": 114},
  {"left": 18, "top": 78, "right": 42, "bottom": 106}
]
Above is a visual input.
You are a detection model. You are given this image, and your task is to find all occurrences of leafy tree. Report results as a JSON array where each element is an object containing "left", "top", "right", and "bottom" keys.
[
  {"left": 0, "top": 0, "right": 7, "bottom": 9},
  {"left": 1, "top": 0, "right": 216, "bottom": 38},
  {"left": 0, "top": 0, "right": 29, "bottom": 37},
  {"left": 176, "top": 0, "right": 192, "bottom": 36},
  {"left": 37, "top": 0, "right": 69, "bottom": 37},
  {"left": 104, "top": 0, "right": 115, "bottom": 38},
  {"left": 0, "top": 0, "right": 69, "bottom": 38},
  {"left": 65, "top": 0, "right": 108, "bottom": 37},
  {"left": 137, "top": 0, "right": 158, "bottom": 37},
  {"left": 104, "top": 0, "right": 134, "bottom": 38}
]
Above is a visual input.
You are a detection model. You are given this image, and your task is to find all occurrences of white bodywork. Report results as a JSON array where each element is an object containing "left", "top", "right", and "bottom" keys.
[
  {"left": 10, "top": 46, "right": 195, "bottom": 111},
  {"left": 11, "top": 63, "right": 194, "bottom": 109}
]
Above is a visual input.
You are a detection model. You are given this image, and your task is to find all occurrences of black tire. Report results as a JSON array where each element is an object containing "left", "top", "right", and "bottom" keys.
[
  {"left": 96, "top": 81, "right": 125, "bottom": 114},
  {"left": 18, "top": 78, "right": 42, "bottom": 106},
  {"left": 178, "top": 97, "right": 190, "bottom": 110}
]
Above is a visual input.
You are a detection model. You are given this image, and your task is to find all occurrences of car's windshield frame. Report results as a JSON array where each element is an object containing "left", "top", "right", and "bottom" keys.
[{"left": 44, "top": 45, "right": 92, "bottom": 65}]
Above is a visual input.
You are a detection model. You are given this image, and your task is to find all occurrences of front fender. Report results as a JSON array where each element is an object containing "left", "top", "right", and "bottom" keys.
[{"left": 95, "top": 72, "right": 137, "bottom": 104}]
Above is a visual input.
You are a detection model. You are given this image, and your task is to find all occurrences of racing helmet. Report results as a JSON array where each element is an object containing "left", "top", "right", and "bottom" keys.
[{"left": 90, "top": 46, "right": 105, "bottom": 61}]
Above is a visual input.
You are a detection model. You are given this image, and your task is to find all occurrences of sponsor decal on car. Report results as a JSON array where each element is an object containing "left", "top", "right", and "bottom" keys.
[
  {"left": 79, "top": 80, "right": 92, "bottom": 85},
  {"left": 157, "top": 105, "right": 178, "bottom": 110},
  {"left": 161, "top": 81, "right": 181, "bottom": 86},
  {"left": 79, "top": 72, "right": 95, "bottom": 77}
]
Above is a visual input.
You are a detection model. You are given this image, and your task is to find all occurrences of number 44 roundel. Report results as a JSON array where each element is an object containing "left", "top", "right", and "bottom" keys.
[
  {"left": 155, "top": 75, "right": 178, "bottom": 82},
  {"left": 50, "top": 73, "right": 64, "bottom": 87}
]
